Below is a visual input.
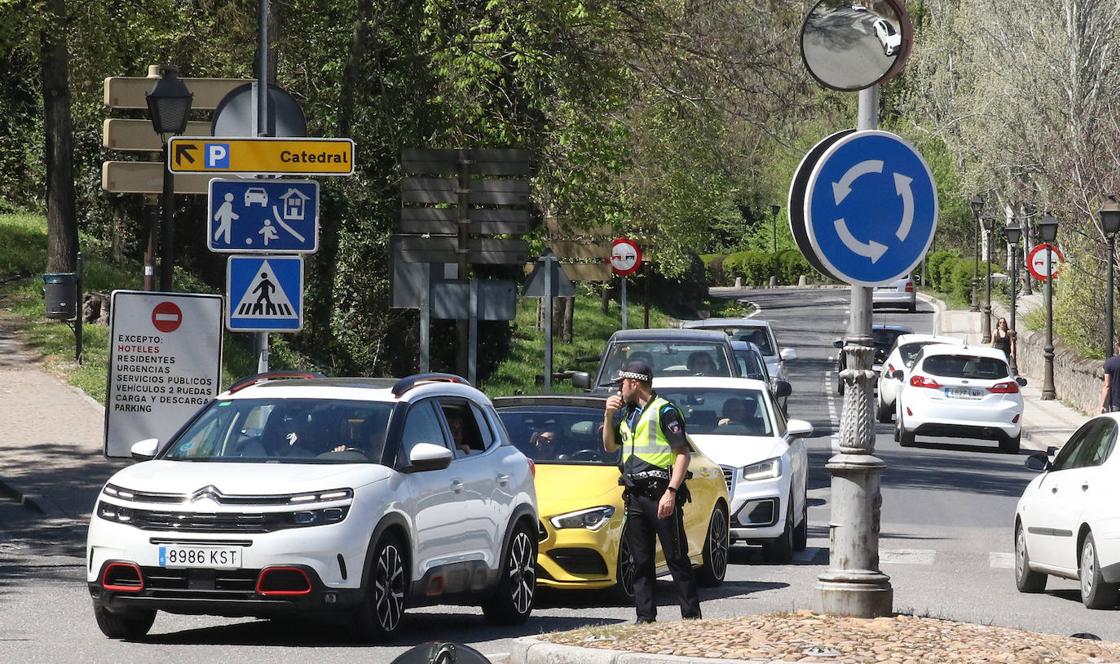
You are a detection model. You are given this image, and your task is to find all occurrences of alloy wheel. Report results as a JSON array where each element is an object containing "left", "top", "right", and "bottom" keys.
[
  {"left": 374, "top": 543, "right": 405, "bottom": 632},
  {"left": 709, "top": 509, "right": 729, "bottom": 581},
  {"left": 507, "top": 530, "right": 536, "bottom": 615}
]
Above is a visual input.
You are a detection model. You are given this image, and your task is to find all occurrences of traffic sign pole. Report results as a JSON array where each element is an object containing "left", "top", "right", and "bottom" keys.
[
  {"left": 818, "top": 85, "right": 893, "bottom": 618},
  {"left": 256, "top": 0, "right": 271, "bottom": 374}
]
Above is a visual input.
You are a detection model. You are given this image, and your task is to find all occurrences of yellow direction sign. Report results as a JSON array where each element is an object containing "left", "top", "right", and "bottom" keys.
[{"left": 167, "top": 137, "right": 355, "bottom": 176}]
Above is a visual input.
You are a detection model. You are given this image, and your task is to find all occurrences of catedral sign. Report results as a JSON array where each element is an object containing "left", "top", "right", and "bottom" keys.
[
  {"left": 104, "top": 291, "right": 224, "bottom": 458},
  {"left": 167, "top": 136, "right": 355, "bottom": 176}
]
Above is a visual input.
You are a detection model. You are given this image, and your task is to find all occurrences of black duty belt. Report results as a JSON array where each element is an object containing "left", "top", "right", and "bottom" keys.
[{"left": 627, "top": 470, "right": 670, "bottom": 481}]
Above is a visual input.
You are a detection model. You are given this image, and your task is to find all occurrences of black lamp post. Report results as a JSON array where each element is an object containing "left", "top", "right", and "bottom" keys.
[
  {"left": 146, "top": 67, "right": 193, "bottom": 291},
  {"left": 1099, "top": 196, "right": 1120, "bottom": 358},
  {"left": 969, "top": 195, "right": 984, "bottom": 312},
  {"left": 1004, "top": 219, "right": 1022, "bottom": 375},
  {"left": 1038, "top": 212, "right": 1059, "bottom": 400},
  {"left": 981, "top": 213, "right": 995, "bottom": 343}
]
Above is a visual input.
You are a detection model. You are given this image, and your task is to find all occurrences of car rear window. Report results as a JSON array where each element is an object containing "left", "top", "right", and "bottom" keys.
[{"left": 920, "top": 354, "right": 1009, "bottom": 380}]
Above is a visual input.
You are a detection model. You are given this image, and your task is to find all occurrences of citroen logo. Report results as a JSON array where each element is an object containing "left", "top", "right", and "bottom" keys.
[{"left": 190, "top": 485, "right": 224, "bottom": 503}]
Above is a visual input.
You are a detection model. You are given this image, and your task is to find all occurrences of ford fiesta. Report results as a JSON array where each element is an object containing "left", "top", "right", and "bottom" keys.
[{"left": 87, "top": 373, "right": 537, "bottom": 641}]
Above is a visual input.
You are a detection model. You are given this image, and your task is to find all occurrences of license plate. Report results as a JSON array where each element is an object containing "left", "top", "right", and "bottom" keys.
[
  {"left": 946, "top": 387, "right": 981, "bottom": 400},
  {"left": 158, "top": 545, "right": 242, "bottom": 568}
]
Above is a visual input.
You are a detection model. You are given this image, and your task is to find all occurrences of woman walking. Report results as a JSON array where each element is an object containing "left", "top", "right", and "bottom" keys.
[{"left": 991, "top": 317, "right": 1014, "bottom": 367}]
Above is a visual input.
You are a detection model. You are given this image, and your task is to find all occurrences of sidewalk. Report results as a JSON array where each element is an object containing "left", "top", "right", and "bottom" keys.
[{"left": 921, "top": 293, "right": 1086, "bottom": 452}]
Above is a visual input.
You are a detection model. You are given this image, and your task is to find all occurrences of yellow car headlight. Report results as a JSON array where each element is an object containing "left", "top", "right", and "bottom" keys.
[{"left": 549, "top": 506, "right": 616, "bottom": 531}]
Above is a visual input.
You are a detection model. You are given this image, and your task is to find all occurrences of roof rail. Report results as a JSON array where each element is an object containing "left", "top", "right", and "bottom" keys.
[
  {"left": 391, "top": 373, "right": 471, "bottom": 397},
  {"left": 228, "top": 371, "right": 325, "bottom": 394}
]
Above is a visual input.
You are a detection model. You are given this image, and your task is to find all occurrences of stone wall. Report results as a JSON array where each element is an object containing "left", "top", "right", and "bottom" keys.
[{"left": 992, "top": 302, "right": 1101, "bottom": 416}]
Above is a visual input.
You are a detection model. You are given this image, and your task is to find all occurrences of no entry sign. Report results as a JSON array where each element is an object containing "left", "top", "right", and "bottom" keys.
[
  {"left": 151, "top": 301, "right": 183, "bottom": 333},
  {"left": 105, "top": 291, "right": 224, "bottom": 458},
  {"left": 609, "top": 237, "right": 642, "bottom": 276},
  {"left": 1027, "top": 243, "right": 1064, "bottom": 281}
]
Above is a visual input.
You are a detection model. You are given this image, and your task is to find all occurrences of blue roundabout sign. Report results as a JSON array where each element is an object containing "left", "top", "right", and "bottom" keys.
[{"left": 802, "top": 130, "right": 937, "bottom": 286}]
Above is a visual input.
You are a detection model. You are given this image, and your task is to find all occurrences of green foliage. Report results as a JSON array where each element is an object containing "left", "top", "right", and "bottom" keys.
[
  {"left": 776, "top": 249, "right": 810, "bottom": 285},
  {"left": 701, "top": 254, "right": 726, "bottom": 285}
]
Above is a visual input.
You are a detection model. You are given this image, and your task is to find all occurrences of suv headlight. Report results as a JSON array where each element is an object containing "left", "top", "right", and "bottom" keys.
[
  {"left": 549, "top": 506, "right": 615, "bottom": 531},
  {"left": 741, "top": 458, "right": 781, "bottom": 481}
]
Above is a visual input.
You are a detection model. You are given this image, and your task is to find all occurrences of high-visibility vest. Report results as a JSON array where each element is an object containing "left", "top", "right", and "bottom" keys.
[{"left": 620, "top": 396, "right": 676, "bottom": 469}]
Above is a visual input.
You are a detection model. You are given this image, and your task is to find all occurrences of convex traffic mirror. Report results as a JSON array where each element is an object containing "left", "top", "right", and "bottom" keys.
[{"left": 800, "top": 0, "right": 912, "bottom": 91}]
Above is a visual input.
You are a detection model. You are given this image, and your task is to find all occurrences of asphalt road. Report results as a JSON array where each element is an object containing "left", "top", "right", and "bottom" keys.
[{"left": 1, "top": 287, "right": 1115, "bottom": 663}]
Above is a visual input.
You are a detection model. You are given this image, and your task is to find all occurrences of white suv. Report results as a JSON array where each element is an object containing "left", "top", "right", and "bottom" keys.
[{"left": 87, "top": 373, "right": 538, "bottom": 641}]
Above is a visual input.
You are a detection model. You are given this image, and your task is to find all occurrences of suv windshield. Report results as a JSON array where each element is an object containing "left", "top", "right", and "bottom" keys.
[
  {"left": 598, "top": 341, "right": 733, "bottom": 386},
  {"left": 655, "top": 387, "right": 772, "bottom": 436},
  {"left": 735, "top": 350, "right": 768, "bottom": 382},
  {"left": 717, "top": 327, "right": 773, "bottom": 356},
  {"left": 921, "top": 355, "right": 1010, "bottom": 380},
  {"left": 496, "top": 406, "right": 621, "bottom": 465},
  {"left": 162, "top": 398, "right": 393, "bottom": 463}
]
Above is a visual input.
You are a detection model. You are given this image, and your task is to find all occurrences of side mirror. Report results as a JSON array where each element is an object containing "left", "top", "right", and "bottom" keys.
[
  {"left": 774, "top": 380, "right": 792, "bottom": 399},
  {"left": 130, "top": 438, "right": 159, "bottom": 461},
  {"left": 892, "top": 370, "right": 905, "bottom": 381},
  {"left": 1024, "top": 452, "right": 1050, "bottom": 472},
  {"left": 780, "top": 348, "right": 798, "bottom": 361},
  {"left": 407, "top": 443, "right": 453, "bottom": 472},
  {"left": 832, "top": 339, "right": 843, "bottom": 349},
  {"left": 571, "top": 371, "right": 591, "bottom": 389},
  {"left": 787, "top": 419, "right": 814, "bottom": 438},
  {"left": 1015, "top": 376, "right": 1028, "bottom": 387},
  {"left": 1046, "top": 445, "right": 1058, "bottom": 457}
]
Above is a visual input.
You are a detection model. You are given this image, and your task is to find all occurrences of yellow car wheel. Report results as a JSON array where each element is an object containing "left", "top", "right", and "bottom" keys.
[{"left": 614, "top": 528, "right": 637, "bottom": 601}]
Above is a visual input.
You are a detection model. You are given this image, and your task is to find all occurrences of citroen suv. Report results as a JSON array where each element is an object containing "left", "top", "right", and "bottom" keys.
[{"left": 87, "top": 372, "right": 538, "bottom": 641}]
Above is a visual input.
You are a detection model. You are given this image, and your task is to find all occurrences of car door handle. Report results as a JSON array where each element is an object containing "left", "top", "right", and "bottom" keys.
[
  {"left": 496, "top": 473, "right": 510, "bottom": 486},
  {"left": 1051, "top": 487, "right": 1058, "bottom": 494},
  {"left": 1082, "top": 483, "right": 1090, "bottom": 492},
  {"left": 451, "top": 480, "right": 464, "bottom": 493}
]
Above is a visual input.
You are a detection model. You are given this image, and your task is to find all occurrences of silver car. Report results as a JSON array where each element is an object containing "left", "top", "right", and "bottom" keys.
[{"left": 872, "top": 275, "right": 916, "bottom": 312}]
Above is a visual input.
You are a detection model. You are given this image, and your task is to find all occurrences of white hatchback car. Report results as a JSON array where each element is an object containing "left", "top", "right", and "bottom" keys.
[
  {"left": 875, "top": 334, "right": 964, "bottom": 423},
  {"left": 654, "top": 377, "right": 812, "bottom": 563},
  {"left": 894, "top": 345, "right": 1026, "bottom": 453},
  {"left": 87, "top": 373, "right": 538, "bottom": 641},
  {"left": 1015, "top": 414, "right": 1120, "bottom": 608}
]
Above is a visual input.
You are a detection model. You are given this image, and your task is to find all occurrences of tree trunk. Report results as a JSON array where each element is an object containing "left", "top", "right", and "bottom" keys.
[
  {"left": 561, "top": 296, "right": 574, "bottom": 343},
  {"left": 40, "top": 0, "right": 77, "bottom": 273}
]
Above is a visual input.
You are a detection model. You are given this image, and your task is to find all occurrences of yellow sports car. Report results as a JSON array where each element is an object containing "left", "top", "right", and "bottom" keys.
[{"left": 493, "top": 395, "right": 730, "bottom": 598}]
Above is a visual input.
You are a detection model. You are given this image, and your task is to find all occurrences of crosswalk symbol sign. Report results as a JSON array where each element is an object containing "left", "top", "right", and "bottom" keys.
[{"left": 226, "top": 255, "right": 303, "bottom": 332}]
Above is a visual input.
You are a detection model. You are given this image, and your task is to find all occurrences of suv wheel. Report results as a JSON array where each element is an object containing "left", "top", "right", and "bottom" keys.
[
  {"left": 999, "top": 434, "right": 1021, "bottom": 455},
  {"left": 696, "top": 503, "right": 729, "bottom": 587},
  {"left": 355, "top": 532, "right": 408, "bottom": 641},
  {"left": 793, "top": 489, "right": 808, "bottom": 551},
  {"left": 876, "top": 397, "right": 893, "bottom": 424},
  {"left": 482, "top": 520, "right": 536, "bottom": 624},
  {"left": 93, "top": 604, "right": 155, "bottom": 640}
]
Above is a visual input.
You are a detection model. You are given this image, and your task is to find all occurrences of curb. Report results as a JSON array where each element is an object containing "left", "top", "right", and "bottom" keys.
[
  {"left": 0, "top": 475, "right": 64, "bottom": 518},
  {"left": 916, "top": 293, "right": 944, "bottom": 335},
  {"left": 510, "top": 637, "right": 773, "bottom": 664}
]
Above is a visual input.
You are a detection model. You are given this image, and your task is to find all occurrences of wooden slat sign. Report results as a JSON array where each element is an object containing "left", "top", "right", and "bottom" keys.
[
  {"left": 102, "top": 161, "right": 211, "bottom": 195},
  {"left": 524, "top": 262, "right": 611, "bottom": 282},
  {"left": 548, "top": 240, "right": 610, "bottom": 260},
  {"left": 399, "top": 207, "right": 532, "bottom": 235},
  {"left": 104, "top": 76, "right": 252, "bottom": 110},
  {"left": 103, "top": 119, "right": 213, "bottom": 152},
  {"left": 397, "top": 236, "right": 529, "bottom": 265},
  {"left": 402, "top": 148, "right": 530, "bottom": 176},
  {"left": 401, "top": 177, "right": 529, "bottom": 206}
]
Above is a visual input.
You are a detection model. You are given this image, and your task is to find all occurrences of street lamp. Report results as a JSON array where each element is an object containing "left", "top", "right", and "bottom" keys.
[
  {"left": 146, "top": 66, "right": 193, "bottom": 291},
  {"left": 1004, "top": 219, "right": 1022, "bottom": 376},
  {"left": 969, "top": 195, "right": 984, "bottom": 312},
  {"left": 1099, "top": 196, "right": 1120, "bottom": 358},
  {"left": 981, "top": 213, "right": 995, "bottom": 343},
  {"left": 1038, "top": 212, "right": 1059, "bottom": 400}
]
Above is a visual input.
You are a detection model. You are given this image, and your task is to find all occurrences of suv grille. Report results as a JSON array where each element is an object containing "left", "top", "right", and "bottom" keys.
[{"left": 118, "top": 507, "right": 346, "bottom": 533}]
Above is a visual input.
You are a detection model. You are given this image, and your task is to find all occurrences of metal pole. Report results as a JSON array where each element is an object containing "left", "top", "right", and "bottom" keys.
[
  {"left": 419, "top": 265, "right": 430, "bottom": 372},
  {"left": 1022, "top": 218, "right": 1032, "bottom": 295},
  {"left": 159, "top": 146, "right": 174, "bottom": 291},
  {"left": 982, "top": 229, "right": 992, "bottom": 343},
  {"left": 468, "top": 278, "right": 478, "bottom": 385},
  {"left": 544, "top": 258, "right": 553, "bottom": 390},
  {"left": 456, "top": 150, "right": 471, "bottom": 377},
  {"left": 1009, "top": 245, "right": 1018, "bottom": 375},
  {"left": 620, "top": 276, "right": 628, "bottom": 330},
  {"left": 1108, "top": 234, "right": 1115, "bottom": 359},
  {"left": 971, "top": 212, "right": 980, "bottom": 311},
  {"left": 75, "top": 252, "right": 83, "bottom": 364},
  {"left": 1042, "top": 245, "right": 1056, "bottom": 400},
  {"left": 254, "top": 0, "right": 271, "bottom": 373},
  {"left": 818, "top": 84, "right": 892, "bottom": 618},
  {"left": 143, "top": 200, "right": 158, "bottom": 291}
]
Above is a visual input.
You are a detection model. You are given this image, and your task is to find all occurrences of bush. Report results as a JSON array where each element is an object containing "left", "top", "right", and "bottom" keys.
[
  {"left": 777, "top": 249, "right": 810, "bottom": 284},
  {"left": 925, "top": 250, "right": 957, "bottom": 292},
  {"left": 701, "top": 254, "right": 726, "bottom": 285},
  {"left": 722, "top": 251, "right": 749, "bottom": 284},
  {"left": 950, "top": 259, "right": 973, "bottom": 301},
  {"left": 741, "top": 251, "right": 774, "bottom": 286},
  {"left": 937, "top": 256, "right": 959, "bottom": 295}
]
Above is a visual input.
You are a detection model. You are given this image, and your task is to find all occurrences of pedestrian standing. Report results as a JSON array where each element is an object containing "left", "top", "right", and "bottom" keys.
[
  {"left": 991, "top": 317, "right": 1014, "bottom": 364},
  {"left": 1100, "top": 341, "right": 1120, "bottom": 413},
  {"left": 602, "top": 359, "right": 701, "bottom": 624}
]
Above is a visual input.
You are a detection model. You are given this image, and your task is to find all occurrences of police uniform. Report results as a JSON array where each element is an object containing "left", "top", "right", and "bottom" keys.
[{"left": 614, "top": 372, "right": 701, "bottom": 622}]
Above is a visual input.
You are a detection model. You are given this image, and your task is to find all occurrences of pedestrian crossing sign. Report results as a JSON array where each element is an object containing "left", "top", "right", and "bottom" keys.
[{"left": 225, "top": 255, "right": 303, "bottom": 332}]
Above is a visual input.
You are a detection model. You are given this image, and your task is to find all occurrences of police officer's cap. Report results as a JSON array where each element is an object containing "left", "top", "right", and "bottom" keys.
[{"left": 612, "top": 360, "right": 653, "bottom": 384}]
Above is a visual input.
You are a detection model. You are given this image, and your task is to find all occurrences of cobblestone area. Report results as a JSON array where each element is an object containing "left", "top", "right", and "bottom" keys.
[{"left": 540, "top": 611, "right": 1120, "bottom": 663}]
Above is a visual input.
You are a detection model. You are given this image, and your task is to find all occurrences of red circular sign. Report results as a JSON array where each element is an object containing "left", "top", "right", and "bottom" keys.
[
  {"left": 1026, "top": 243, "right": 1065, "bottom": 281},
  {"left": 151, "top": 301, "right": 183, "bottom": 333},
  {"left": 609, "top": 237, "right": 643, "bottom": 276}
]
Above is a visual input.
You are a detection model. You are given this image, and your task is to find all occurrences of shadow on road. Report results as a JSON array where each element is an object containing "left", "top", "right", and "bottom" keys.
[{"left": 876, "top": 448, "right": 1033, "bottom": 498}]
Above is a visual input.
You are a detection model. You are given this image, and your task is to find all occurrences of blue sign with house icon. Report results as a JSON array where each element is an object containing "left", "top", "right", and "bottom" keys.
[{"left": 207, "top": 179, "right": 319, "bottom": 253}]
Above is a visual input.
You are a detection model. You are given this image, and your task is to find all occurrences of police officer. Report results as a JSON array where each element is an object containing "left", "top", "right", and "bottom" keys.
[{"left": 603, "top": 359, "right": 701, "bottom": 623}]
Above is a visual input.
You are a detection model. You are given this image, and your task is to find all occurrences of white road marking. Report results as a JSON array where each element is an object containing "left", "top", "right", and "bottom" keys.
[
  {"left": 989, "top": 552, "right": 1015, "bottom": 569},
  {"left": 880, "top": 548, "right": 936, "bottom": 565}
]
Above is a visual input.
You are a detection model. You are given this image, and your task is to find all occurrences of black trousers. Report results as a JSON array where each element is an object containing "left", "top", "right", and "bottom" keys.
[{"left": 625, "top": 491, "right": 701, "bottom": 621}]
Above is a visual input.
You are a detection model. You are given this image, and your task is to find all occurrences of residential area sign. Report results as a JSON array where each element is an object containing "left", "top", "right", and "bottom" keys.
[
  {"left": 208, "top": 178, "right": 319, "bottom": 253},
  {"left": 168, "top": 136, "right": 355, "bottom": 175}
]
